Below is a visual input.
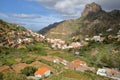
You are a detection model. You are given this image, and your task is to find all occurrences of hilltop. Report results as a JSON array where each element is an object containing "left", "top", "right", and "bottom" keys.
[{"left": 39, "top": 2, "right": 120, "bottom": 41}]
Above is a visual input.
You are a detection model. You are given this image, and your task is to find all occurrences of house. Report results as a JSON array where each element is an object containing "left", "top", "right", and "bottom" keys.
[
  {"left": 66, "top": 59, "right": 87, "bottom": 72},
  {"left": 106, "top": 69, "right": 120, "bottom": 78},
  {"left": 92, "top": 36, "right": 101, "bottom": 42},
  {"left": 85, "top": 38, "right": 90, "bottom": 41},
  {"left": 17, "top": 38, "right": 22, "bottom": 44},
  {"left": 81, "top": 41, "right": 88, "bottom": 46},
  {"left": 7, "top": 38, "right": 14, "bottom": 44},
  {"left": 34, "top": 37, "right": 41, "bottom": 42},
  {"left": 108, "top": 35, "right": 115, "bottom": 40},
  {"left": 53, "top": 57, "right": 68, "bottom": 66},
  {"left": 66, "top": 59, "right": 95, "bottom": 72},
  {"left": 97, "top": 68, "right": 107, "bottom": 76},
  {"left": 34, "top": 67, "right": 51, "bottom": 80},
  {"left": 106, "top": 28, "right": 113, "bottom": 32},
  {"left": 69, "top": 42, "right": 82, "bottom": 48},
  {"left": 97, "top": 68, "right": 120, "bottom": 80},
  {"left": 92, "top": 36, "right": 105, "bottom": 42}
]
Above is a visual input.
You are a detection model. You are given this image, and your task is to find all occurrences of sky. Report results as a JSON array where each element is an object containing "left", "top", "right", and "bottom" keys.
[{"left": 0, "top": 0, "right": 120, "bottom": 31}]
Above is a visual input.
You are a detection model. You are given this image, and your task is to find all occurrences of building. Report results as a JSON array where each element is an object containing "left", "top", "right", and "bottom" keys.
[
  {"left": 97, "top": 68, "right": 107, "bottom": 76},
  {"left": 106, "top": 69, "right": 120, "bottom": 79},
  {"left": 92, "top": 36, "right": 105, "bottom": 42},
  {"left": 66, "top": 59, "right": 88, "bottom": 72},
  {"left": 34, "top": 67, "right": 51, "bottom": 80},
  {"left": 97, "top": 68, "right": 120, "bottom": 80},
  {"left": 53, "top": 57, "right": 68, "bottom": 66}
]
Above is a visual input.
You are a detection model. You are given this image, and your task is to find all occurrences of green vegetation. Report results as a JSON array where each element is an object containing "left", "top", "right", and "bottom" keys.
[
  {"left": 2, "top": 72, "right": 29, "bottom": 80},
  {"left": 0, "top": 19, "right": 120, "bottom": 80},
  {"left": 79, "top": 41, "right": 120, "bottom": 69},
  {"left": 0, "top": 19, "right": 26, "bottom": 32},
  {"left": 45, "top": 69, "right": 112, "bottom": 80},
  {"left": 0, "top": 42, "right": 48, "bottom": 66},
  {"left": 22, "top": 57, "right": 35, "bottom": 64},
  {"left": 21, "top": 66, "right": 37, "bottom": 76},
  {"left": 26, "top": 42, "right": 47, "bottom": 56}
]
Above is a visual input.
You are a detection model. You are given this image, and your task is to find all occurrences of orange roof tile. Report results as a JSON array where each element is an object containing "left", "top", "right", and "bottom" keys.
[
  {"left": 34, "top": 67, "right": 49, "bottom": 75},
  {"left": 71, "top": 59, "right": 86, "bottom": 68},
  {"left": 107, "top": 69, "right": 120, "bottom": 74}
]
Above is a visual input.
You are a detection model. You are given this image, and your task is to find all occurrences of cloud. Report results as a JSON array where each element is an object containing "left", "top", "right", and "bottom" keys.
[
  {"left": 0, "top": 13, "right": 62, "bottom": 31},
  {"left": 0, "top": 13, "right": 8, "bottom": 18},
  {"left": 27, "top": 0, "right": 120, "bottom": 19},
  {"left": 11, "top": 14, "right": 41, "bottom": 19}
]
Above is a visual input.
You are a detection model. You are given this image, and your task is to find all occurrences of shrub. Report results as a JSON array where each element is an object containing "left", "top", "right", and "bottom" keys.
[
  {"left": 0, "top": 72, "right": 3, "bottom": 80},
  {"left": 21, "top": 66, "right": 37, "bottom": 76},
  {"left": 3, "top": 72, "right": 27, "bottom": 80},
  {"left": 27, "top": 45, "right": 47, "bottom": 56},
  {"left": 5, "top": 58, "right": 18, "bottom": 66},
  {"left": 22, "top": 57, "right": 35, "bottom": 64}
]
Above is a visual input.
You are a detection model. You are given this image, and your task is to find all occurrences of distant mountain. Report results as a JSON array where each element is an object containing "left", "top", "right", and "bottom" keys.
[
  {"left": 39, "top": 21, "right": 65, "bottom": 35},
  {"left": 39, "top": 2, "right": 120, "bottom": 41}
]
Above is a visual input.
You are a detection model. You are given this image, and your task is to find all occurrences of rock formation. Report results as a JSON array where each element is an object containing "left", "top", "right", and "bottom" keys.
[{"left": 81, "top": 2, "right": 102, "bottom": 17}]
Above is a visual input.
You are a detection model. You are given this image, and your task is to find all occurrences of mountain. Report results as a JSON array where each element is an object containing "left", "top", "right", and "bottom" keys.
[
  {"left": 39, "top": 2, "right": 120, "bottom": 41},
  {"left": 39, "top": 21, "right": 65, "bottom": 35}
]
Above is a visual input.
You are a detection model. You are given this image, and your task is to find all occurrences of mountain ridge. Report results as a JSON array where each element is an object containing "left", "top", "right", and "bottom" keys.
[{"left": 39, "top": 2, "right": 120, "bottom": 41}]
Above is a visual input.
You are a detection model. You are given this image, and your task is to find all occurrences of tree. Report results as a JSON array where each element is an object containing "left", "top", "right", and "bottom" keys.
[{"left": 21, "top": 66, "right": 37, "bottom": 76}]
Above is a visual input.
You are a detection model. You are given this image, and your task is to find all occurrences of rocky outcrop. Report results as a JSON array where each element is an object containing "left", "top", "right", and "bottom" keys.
[
  {"left": 81, "top": 2, "right": 102, "bottom": 17},
  {"left": 39, "top": 2, "right": 120, "bottom": 41}
]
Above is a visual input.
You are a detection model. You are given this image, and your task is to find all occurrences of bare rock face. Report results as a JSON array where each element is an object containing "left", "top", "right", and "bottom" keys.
[{"left": 81, "top": 2, "right": 102, "bottom": 17}]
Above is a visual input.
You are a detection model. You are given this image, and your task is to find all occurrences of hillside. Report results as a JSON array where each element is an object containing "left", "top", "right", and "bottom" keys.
[
  {"left": 39, "top": 2, "right": 120, "bottom": 41},
  {"left": 0, "top": 19, "right": 26, "bottom": 32},
  {"left": 1, "top": 1, "right": 120, "bottom": 80},
  {"left": 0, "top": 19, "right": 117, "bottom": 80},
  {"left": 39, "top": 21, "right": 65, "bottom": 35},
  {"left": 0, "top": 19, "right": 44, "bottom": 48}
]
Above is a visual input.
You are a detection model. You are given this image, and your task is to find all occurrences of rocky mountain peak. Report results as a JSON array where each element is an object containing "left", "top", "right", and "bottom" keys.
[{"left": 81, "top": 2, "right": 102, "bottom": 17}]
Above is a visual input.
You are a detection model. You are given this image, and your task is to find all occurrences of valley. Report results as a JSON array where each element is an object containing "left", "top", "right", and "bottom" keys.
[{"left": 0, "top": 2, "right": 120, "bottom": 80}]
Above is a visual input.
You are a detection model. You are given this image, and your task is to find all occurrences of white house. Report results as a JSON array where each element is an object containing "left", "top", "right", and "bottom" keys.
[
  {"left": 106, "top": 28, "right": 113, "bottom": 32},
  {"left": 92, "top": 36, "right": 101, "bottom": 42},
  {"left": 17, "top": 38, "right": 22, "bottom": 44},
  {"left": 97, "top": 68, "right": 107, "bottom": 76},
  {"left": 34, "top": 67, "right": 51, "bottom": 80},
  {"left": 97, "top": 68, "right": 120, "bottom": 80},
  {"left": 53, "top": 57, "right": 68, "bottom": 66}
]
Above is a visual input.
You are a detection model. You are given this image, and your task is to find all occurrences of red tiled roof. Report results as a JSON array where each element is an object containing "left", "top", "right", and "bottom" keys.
[
  {"left": 71, "top": 59, "right": 86, "bottom": 68},
  {"left": 34, "top": 67, "right": 49, "bottom": 75},
  {"left": 107, "top": 69, "right": 120, "bottom": 75}
]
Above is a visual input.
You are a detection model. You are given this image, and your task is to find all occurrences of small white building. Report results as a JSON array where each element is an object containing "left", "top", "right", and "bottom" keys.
[
  {"left": 92, "top": 36, "right": 101, "bottom": 42},
  {"left": 106, "top": 28, "right": 113, "bottom": 32},
  {"left": 53, "top": 58, "right": 68, "bottom": 66},
  {"left": 97, "top": 68, "right": 107, "bottom": 76},
  {"left": 34, "top": 67, "right": 50, "bottom": 80}
]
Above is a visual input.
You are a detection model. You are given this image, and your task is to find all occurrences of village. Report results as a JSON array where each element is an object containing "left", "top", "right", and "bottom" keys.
[{"left": 0, "top": 27, "right": 120, "bottom": 80}]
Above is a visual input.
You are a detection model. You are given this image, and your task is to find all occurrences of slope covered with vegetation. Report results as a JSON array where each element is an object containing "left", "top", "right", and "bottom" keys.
[
  {"left": 39, "top": 2, "right": 120, "bottom": 41},
  {"left": 0, "top": 2, "right": 120, "bottom": 80}
]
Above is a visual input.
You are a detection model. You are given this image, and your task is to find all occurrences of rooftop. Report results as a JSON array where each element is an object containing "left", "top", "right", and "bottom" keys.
[{"left": 34, "top": 67, "right": 50, "bottom": 75}]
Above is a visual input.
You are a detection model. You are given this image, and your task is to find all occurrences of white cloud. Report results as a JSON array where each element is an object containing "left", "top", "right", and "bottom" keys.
[
  {"left": 27, "top": 0, "right": 120, "bottom": 19},
  {"left": 0, "top": 13, "right": 8, "bottom": 18},
  {"left": 0, "top": 13, "right": 62, "bottom": 31},
  {"left": 11, "top": 14, "right": 41, "bottom": 19}
]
